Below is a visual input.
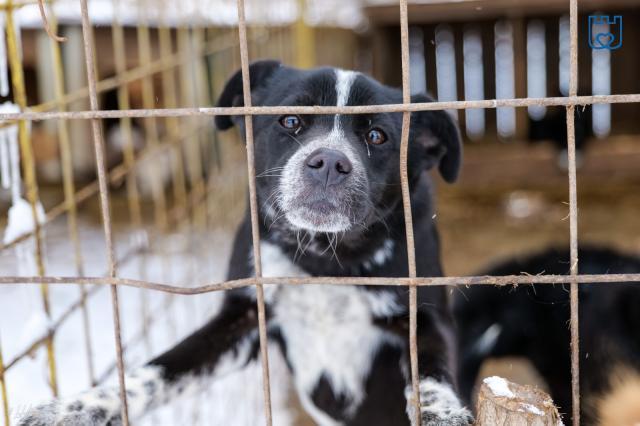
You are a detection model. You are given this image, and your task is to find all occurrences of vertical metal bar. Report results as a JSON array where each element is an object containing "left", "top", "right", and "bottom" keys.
[
  {"left": 0, "top": 338, "right": 9, "bottom": 426},
  {"left": 47, "top": 1, "right": 96, "bottom": 386},
  {"left": 235, "top": 0, "right": 273, "bottom": 424},
  {"left": 111, "top": 0, "right": 152, "bottom": 359},
  {"left": 567, "top": 1, "right": 580, "bottom": 425},
  {"left": 398, "top": 0, "right": 421, "bottom": 424},
  {"left": 78, "top": 1, "right": 129, "bottom": 424},
  {"left": 5, "top": 0, "right": 59, "bottom": 397}
]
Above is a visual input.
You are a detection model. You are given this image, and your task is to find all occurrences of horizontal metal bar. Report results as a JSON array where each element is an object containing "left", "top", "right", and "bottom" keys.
[
  {"left": 2, "top": 243, "right": 145, "bottom": 372},
  {"left": 1, "top": 273, "right": 640, "bottom": 294},
  {"left": 1, "top": 94, "right": 639, "bottom": 121}
]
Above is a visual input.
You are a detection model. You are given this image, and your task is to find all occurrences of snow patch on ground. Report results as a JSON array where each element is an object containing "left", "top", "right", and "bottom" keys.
[
  {"left": 3, "top": 197, "right": 46, "bottom": 245},
  {"left": 483, "top": 376, "right": 515, "bottom": 398},
  {"left": 0, "top": 218, "right": 295, "bottom": 425}
]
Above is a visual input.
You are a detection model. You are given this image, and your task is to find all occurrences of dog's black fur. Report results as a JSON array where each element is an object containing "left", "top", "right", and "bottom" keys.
[
  {"left": 528, "top": 105, "right": 592, "bottom": 170},
  {"left": 455, "top": 246, "right": 640, "bottom": 425},
  {"left": 18, "top": 61, "right": 471, "bottom": 426}
]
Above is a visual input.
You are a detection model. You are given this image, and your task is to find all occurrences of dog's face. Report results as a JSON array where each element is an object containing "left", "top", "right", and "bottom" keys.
[{"left": 216, "top": 61, "right": 461, "bottom": 235}]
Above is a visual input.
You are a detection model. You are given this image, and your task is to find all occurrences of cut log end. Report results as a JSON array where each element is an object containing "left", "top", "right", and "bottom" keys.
[{"left": 475, "top": 376, "right": 563, "bottom": 426}]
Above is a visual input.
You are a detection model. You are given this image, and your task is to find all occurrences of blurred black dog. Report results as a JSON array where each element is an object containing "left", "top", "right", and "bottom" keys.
[
  {"left": 528, "top": 105, "right": 592, "bottom": 170},
  {"left": 455, "top": 246, "right": 640, "bottom": 425},
  {"left": 19, "top": 61, "right": 472, "bottom": 426}
]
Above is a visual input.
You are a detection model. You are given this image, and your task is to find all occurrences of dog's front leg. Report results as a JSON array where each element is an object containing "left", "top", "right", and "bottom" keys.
[
  {"left": 403, "top": 309, "right": 473, "bottom": 426},
  {"left": 17, "top": 292, "right": 260, "bottom": 426}
]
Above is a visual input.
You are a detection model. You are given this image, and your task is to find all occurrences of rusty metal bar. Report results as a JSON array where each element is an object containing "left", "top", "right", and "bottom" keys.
[
  {"left": 4, "top": 272, "right": 640, "bottom": 294},
  {"left": 567, "top": 0, "right": 580, "bottom": 424},
  {"left": 397, "top": 0, "right": 421, "bottom": 423},
  {"left": 78, "top": 0, "right": 129, "bottom": 423},
  {"left": 1, "top": 93, "right": 640, "bottom": 122},
  {"left": 235, "top": 0, "right": 273, "bottom": 423}
]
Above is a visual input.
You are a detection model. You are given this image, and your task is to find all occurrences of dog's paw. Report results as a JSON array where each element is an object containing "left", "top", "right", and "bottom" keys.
[
  {"left": 15, "top": 402, "right": 57, "bottom": 426},
  {"left": 406, "top": 377, "right": 474, "bottom": 426},
  {"left": 421, "top": 406, "right": 474, "bottom": 426},
  {"left": 16, "top": 395, "right": 120, "bottom": 426}
]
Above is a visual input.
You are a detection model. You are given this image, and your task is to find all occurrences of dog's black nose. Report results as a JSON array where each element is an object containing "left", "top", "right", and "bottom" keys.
[{"left": 304, "top": 148, "right": 352, "bottom": 187}]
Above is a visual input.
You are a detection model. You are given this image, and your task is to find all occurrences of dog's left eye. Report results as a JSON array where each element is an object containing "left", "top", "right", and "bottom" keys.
[
  {"left": 365, "top": 128, "right": 387, "bottom": 145},
  {"left": 279, "top": 115, "right": 302, "bottom": 130}
]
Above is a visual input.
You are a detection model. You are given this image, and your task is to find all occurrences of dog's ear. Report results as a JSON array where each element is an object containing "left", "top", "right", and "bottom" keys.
[
  {"left": 410, "top": 94, "right": 462, "bottom": 183},
  {"left": 215, "top": 60, "right": 281, "bottom": 130}
]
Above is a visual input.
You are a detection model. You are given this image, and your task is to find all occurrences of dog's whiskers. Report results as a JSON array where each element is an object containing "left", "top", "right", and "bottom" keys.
[
  {"left": 285, "top": 132, "right": 303, "bottom": 147},
  {"left": 257, "top": 166, "right": 285, "bottom": 178}
]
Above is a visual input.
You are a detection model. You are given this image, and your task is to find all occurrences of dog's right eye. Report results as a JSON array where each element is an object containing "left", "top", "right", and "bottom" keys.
[{"left": 279, "top": 115, "right": 302, "bottom": 130}]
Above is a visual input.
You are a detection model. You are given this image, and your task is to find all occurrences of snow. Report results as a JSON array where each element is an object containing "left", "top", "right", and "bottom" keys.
[
  {"left": 521, "top": 402, "right": 544, "bottom": 416},
  {"left": 483, "top": 376, "right": 515, "bottom": 398},
  {"left": 0, "top": 218, "right": 295, "bottom": 425},
  {"left": 2, "top": 197, "right": 46, "bottom": 245},
  {"left": 17, "top": 310, "right": 52, "bottom": 350},
  {"left": 16, "top": 0, "right": 365, "bottom": 29}
]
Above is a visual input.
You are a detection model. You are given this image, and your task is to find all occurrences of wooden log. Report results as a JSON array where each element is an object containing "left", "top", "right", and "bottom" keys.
[{"left": 475, "top": 376, "right": 563, "bottom": 426}]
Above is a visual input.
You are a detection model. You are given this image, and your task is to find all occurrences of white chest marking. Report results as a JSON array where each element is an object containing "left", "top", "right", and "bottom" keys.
[{"left": 259, "top": 241, "right": 402, "bottom": 425}]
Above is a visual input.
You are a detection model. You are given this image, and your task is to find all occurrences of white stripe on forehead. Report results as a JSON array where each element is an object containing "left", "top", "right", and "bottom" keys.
[
  {"left": 334, "top": 69, "right": 357, "bottom": 107},
  {"left": 333, "top": 69, "right": 358, "bottom": 138}
]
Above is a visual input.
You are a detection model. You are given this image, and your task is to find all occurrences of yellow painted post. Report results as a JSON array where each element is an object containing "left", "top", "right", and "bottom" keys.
[
  {"left": 0, "top": 337, "right": 8, "bottom": 426},
  {"left": 294, "top": 0, "right": 315, "bottom": 69},
  {"left": 47, "top": 2, "right": 96, "bottom": 386},
  {"left": 5, "top": 0, "right": 58, "bottom": 396},
  {"left": 136, "top": 2, "right": 169, "bottom": 232},
  {"left": 112, "top": 0, "right": 151, "bottom": 356},
  {"left": 178, "top": 27, "right": 206, "bottom": 229}
]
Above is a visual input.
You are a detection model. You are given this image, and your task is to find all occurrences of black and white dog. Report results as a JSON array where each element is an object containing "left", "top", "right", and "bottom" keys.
[
  {"left": 455, "top": 246, "right": 640, "bottom": 425},
  {"left": 18, "top": 61, "right": 472, "bottom": 426}
]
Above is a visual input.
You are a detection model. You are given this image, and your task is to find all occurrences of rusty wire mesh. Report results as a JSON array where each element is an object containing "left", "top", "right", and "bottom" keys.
[{"left": 0, "top": 0, "right": 639, "bottom": 425}]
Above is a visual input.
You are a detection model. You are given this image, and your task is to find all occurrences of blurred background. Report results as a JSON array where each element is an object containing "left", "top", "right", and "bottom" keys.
[{"left": 0, "top": 0, "right": 639, "bottom": 424}]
